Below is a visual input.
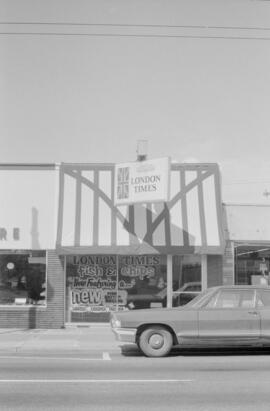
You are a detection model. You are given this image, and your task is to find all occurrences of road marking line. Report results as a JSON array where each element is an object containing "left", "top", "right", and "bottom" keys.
[
  {"left": 0, "top": 356, "right": 105, "bottom": 362},
  {"left": 102, "top": 352, "right": 111, "bottom": 361},
  {"left": 0, "top": 379, "right": 194, "bottom": 383}
]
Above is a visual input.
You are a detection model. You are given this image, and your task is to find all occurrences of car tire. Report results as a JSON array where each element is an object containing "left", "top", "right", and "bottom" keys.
[{"left": 139, "top": 326, "right": 173, "bottom": 357}]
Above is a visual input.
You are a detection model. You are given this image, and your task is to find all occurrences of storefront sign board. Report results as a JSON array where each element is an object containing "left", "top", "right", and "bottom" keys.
[{"left": 114, "top": 157, "right": 170, "bottom": 205}]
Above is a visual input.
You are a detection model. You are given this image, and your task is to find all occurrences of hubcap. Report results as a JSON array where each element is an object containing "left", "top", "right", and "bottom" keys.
[{"left": 149, "top": 333, "right": 164, "bottom": 349}]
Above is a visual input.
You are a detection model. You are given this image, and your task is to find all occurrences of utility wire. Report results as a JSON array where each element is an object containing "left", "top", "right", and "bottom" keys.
[
  {"left": 0, "top": 22, "right": 270, "bottom": 31},
  {"left": 0, "top": 32, "right": 270, "bottom": 40},
  {"left": 1, "top": 22, "right": 270, "bottom": 40},
  {"left": 224, "top": 180, "right": 270, "bottom": 185}
]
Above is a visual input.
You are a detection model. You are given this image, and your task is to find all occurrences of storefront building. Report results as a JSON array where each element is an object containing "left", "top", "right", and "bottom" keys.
[
  {"left": 225, "top": 204, "right": 270, "bottom": 287},
  {"left": 1, "top": 162, "right": 266, "bottom": 329}
]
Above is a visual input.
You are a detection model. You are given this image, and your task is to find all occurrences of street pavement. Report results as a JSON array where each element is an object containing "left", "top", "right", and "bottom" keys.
[
  {"left": 1, "top": 326, "right": 270, "bottom": 410},
  {"left": 0, "top": 324, "right": 121, "bottom": 355},
  {"left": 0, "top": 342, "right": 270, "bottom": 410}
]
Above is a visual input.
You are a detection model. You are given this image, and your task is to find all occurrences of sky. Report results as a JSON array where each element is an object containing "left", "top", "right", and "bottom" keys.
[{"left": 0, "top": 0, "right": 270, "bottom": 204}]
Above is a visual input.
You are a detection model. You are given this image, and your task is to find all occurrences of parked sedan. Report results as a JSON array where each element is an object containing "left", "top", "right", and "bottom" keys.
[{"left": 111, "top": 285, "right": 270, "bottom": 357}]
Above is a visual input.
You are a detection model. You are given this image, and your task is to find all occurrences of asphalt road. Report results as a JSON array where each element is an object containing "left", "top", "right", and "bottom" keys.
[{"left": 1, "top": 346, "right": 270, "bottom": 411}]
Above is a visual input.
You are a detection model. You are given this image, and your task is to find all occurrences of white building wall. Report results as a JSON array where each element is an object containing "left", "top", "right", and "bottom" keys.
[
  {"left": 0, "top": 165, "right": 58, "bottom": 250},
  {"left": 225, "top": 204, "right": 270, "bottom": 242}
]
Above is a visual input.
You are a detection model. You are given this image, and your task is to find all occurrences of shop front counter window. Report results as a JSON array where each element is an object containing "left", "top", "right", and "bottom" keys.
[
  {"left": 66, "top": 253, "right": 203, "bottom": 323},
  {"left": 119, "top": 255, "right": 167, "bottom": 310},
  {"left": 0, "top": 251, "right": 46, "bottom": 306},
  {"left": 66, "top": 254, "right": 168, "bottom": 322},
  {"left": 235, "top": 245, "right": 270, "bottom": 286}
]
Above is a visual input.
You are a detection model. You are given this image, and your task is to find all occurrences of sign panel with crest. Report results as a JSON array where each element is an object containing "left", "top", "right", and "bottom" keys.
[{"left": 114, "top": 157, "right": 171, "bottom": 206}]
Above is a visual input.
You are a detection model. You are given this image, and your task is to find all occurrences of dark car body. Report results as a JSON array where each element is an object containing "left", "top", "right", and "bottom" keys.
[
  {"left": 111, "top": 285, "right": 270, "bottom": 357},
  {"left": 126, "top": 281, "right": 202, "bottom": 309}
]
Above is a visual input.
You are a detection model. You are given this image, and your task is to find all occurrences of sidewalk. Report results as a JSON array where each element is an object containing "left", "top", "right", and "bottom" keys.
[{"left": 0, "top": 324, "right": 121, "bottom": 354}]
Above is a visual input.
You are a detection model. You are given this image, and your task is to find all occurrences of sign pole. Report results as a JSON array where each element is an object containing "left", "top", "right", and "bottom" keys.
[
  {"left": 136, "top": 139, "right": 148, "bottom": 162},
  {"left": 116, "top": 255, "right": 119, "bottom": 312}
]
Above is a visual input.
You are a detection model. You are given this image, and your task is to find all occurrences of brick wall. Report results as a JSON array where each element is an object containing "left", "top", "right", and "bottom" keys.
[
  {"left": 37, "top": 250, "right": 65, "bottom": 328},
  {"left": 0, "top": 250, "right": 65, "bottom": 329}
]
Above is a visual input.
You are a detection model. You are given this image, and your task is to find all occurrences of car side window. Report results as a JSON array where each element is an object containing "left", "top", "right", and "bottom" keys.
[
  {"left": 257, "top": 290, "right": 270, "bottom": 307},
  {"left": 205, "top": 290, "right": 255, "bottom": 309},
  {"left": 239, "top": 290, "right": 255, "bottom": 308},
  {"left": 204, "top": 292, "right": 219, "bottom": 308},
  {"left": 215, "top": 291, "right": 240, "bottom": 308}
]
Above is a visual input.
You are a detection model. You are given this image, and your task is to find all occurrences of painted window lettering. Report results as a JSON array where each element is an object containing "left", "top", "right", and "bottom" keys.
[
  {"left": 66, "top": 254, "right": 167, "bottom": 321},
  {"left": 0, "top": 228, "right": 20, "bottom": 241},
  {"left": 77, "top": 265, "right": 103, "bottom": 277},
  {"left": 73, "top": 255, "right": 116, "bottom": 265},
  {"left": 120, "top": 266, "right": 155, "bottom": 280},
  {"left": 0, "top": 228, "right": 7, "bottom": 240},
  {"left": 72, "top": 289, "right": 103, "bottom": 305}
]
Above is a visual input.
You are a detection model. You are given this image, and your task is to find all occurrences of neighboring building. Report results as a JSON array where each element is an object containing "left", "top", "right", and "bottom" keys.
[
  {"left": 224, "top": 204, "right": 270, "bottom": 287},
  {"left": 0, "top": 162, "right": 268, "bottom": 329}
]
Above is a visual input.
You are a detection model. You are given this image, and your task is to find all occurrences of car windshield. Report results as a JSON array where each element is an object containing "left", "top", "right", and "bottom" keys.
[{"left": 184, "top": 287, "right": 217, "bottom": 308}]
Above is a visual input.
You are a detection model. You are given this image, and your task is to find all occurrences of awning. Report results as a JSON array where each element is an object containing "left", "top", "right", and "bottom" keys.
[{"left": 56, "top": 162, "right": 225, "bottom": 255}]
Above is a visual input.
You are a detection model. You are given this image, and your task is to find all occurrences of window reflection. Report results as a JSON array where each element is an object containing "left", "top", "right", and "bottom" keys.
[
  {"left": 65, "top": 253, "right": 203, "bottom": 321},
  {"left": 0, "top": 252, "right": 46, "bottom": 306},
  {"left": 235, "top": 246, "right": 270, "bottom": 286},
  {"left": 172, "top": 255, "right": 202, "bottom": 306},
  {"left": 119, "top": 255, "right": 167, "bottom": 310}
]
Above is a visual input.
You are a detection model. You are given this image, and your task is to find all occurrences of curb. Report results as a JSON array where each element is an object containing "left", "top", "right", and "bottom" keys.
[
  {"left": 65, "top": 323, "right": 111, "bottom": 328},
  {"left": 0, "top": 348, "right": 121, "bottom": 355}
]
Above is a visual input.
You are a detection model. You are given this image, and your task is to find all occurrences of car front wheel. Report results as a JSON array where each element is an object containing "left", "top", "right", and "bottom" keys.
[{"left": 138, "top": 326, "right": 173, "bottom": 357}]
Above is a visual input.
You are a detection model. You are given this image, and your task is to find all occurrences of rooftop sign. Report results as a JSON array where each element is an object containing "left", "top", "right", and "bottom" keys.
[{"left": 114, "top": 157, "right": 170, "bottom": 206}]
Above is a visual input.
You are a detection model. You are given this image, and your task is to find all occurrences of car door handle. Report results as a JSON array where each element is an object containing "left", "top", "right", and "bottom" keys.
[{"left": 248, "top": 311, "right": 258, "bottom": 315}]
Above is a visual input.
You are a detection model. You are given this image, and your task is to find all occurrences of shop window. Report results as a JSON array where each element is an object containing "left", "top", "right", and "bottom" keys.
[
  {"left": 235, "top": 246, "right": 270, "bottom": 286},
  {"left": 66, "top": 255, "right": 117, "bottom": 322},
  {"left": 65, "top": 253, "right": 203, "bottom": 321},
  {"left": 66, "top": 254, "right": 168, "bottom": 322},
  {"left": 172, "top": 255, "right": 202, "bottom": 307},
  {"left": 118, "top": 255, "right": 167, "bottom": 310},
  {"left": 0, "top": 252, "right": 46, "bottom": 306}
]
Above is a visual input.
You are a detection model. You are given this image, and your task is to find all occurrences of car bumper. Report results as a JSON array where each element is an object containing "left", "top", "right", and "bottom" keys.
[{"left": 112, "top": 327, "right": 137, "bottom": 343}]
